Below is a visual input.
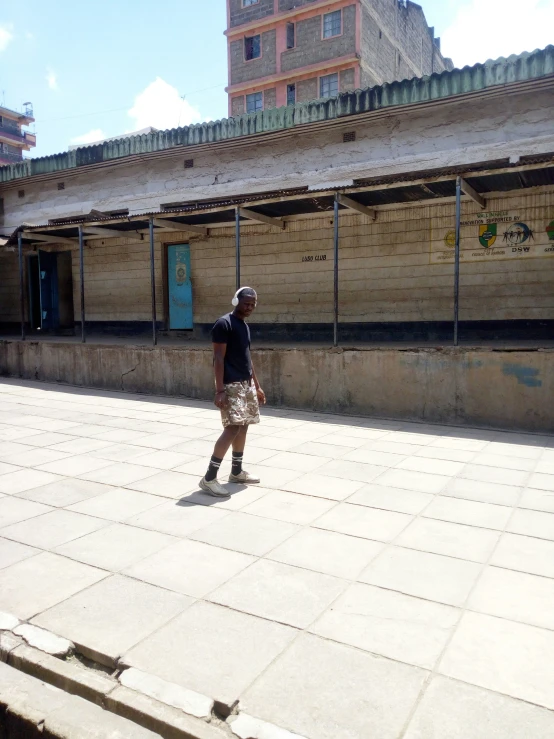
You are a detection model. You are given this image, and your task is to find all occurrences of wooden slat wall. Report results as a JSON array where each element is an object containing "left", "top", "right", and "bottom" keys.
[{"left": 1, "top": 186, "right": 552, "bottom": 326}]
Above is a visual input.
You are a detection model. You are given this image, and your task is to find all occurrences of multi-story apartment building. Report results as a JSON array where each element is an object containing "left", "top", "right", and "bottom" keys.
[
  {"left": 0, "top": 103, "right": 36, "bottom": 165},
  {"left": 225, "top": 0, "right": 453, "bottom": 115}
]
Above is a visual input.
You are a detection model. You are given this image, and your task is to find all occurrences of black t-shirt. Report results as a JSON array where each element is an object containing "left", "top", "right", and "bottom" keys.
[{"left": 211, "top": 312, "right": 252, "bottom": 384}]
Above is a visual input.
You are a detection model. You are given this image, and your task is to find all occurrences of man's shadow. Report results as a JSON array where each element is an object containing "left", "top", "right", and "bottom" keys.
[{"left": 176, "top": 482, "right": 248, "bottom": 507}]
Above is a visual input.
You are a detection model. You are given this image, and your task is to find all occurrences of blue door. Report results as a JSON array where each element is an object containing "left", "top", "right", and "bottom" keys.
[
  {"left": 167, "top": 244, "right": 193, "bottom": 329},
  {"left": 38, "top": 251, "right": 59, "bottom": 331}
]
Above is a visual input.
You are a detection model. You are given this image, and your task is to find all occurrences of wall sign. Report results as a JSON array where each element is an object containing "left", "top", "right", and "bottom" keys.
[
  {"left": 430, "top": 210, "right": 554, "bottom": 264},
  {"left": 302, "top": 254, "right": 327, "bottom": 263}
]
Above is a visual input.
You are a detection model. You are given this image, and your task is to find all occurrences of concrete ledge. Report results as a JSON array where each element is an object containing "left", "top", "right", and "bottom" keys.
[
  {"left": 1, "top": 339, "right": 553, "bottom": 431},
  {"left": 105, "top": 685, "right": 229, "bottom": 739},
  {"left": 230, "top": 713, "right": 307, "bottom": 739}
]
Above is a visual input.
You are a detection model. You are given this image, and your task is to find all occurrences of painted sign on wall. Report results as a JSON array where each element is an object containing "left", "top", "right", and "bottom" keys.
[{"left": 430, "top": 210, "right": 554, "bottom": 264}]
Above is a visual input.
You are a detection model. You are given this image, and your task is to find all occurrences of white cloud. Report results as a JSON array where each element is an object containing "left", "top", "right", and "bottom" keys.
[
  {"left": 0, "top": 23, "right": 13, "bottom": 51},
  {"left": 25, "top": 31, "right": 34, "bottom": 40},
  {"left": 442, "top": 0, "right": 554, "bottom": 68},
  {"left": 127, "top": 77, "right": 202, "bottom": 131},
  {"left": 70, "top": 128, "right": 106, "bottom": 145},
  {"left": 46, "top": 68, "right": 58, "bottom": 90}
]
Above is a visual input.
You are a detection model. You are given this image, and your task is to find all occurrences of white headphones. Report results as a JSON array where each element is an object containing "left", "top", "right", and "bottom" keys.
[{"left": 232, "top": 286, "right": 255, "bottom": 306}]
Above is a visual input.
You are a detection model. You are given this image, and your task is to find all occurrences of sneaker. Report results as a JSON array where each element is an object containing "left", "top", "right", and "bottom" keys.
[
  {"left": 228, "top": 470, "right": 260, "bottom": 484},
  {"left": 199, "top": 477, "right": 231, "bottom": 498}
]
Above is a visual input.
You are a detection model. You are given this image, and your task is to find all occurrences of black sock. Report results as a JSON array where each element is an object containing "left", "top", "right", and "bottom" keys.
[
  {"left": 205, "top": 455, "right": 222, "bottom": 482},
  {"left": 231, "top": 452, "right": 243, "bottom": 476}
]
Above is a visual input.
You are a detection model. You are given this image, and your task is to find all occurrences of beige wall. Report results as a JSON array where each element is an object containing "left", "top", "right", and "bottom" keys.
[{"left": 1, "top": 185, "right": 552, "bottom": 328}]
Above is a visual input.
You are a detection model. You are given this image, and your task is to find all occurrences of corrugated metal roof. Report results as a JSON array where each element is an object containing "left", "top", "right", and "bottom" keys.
[{"left": 1, "top": 45, "right": 553, "bottom": 185}]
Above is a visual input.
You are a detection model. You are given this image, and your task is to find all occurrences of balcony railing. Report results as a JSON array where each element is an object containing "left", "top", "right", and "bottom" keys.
[
  {"left": 0, "top": 125, "right": 36, "bottom": 147},
  {"left": 0, "top": 150, "right": 25, "bottom": 164}
]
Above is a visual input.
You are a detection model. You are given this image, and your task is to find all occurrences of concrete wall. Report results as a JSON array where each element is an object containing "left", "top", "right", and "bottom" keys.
[
  {"left": 229, "top": 0, "right": 275, "bottom": 28},
  {"left": 1, "top": 340, "right": 552, "bottom": 432},
  {"left": 281, "top": 6, "right": 357, "bottom": 73},
  {"left": 3, "top": 86, "right": 553, "bottom": 226},
  {"left": 230, "top": 29, "right": 277, "bottom": 86}
]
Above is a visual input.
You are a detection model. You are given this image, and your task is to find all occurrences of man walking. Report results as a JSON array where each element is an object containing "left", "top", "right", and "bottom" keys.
[{"left": 199, "top": 286, "right": 266, "bottom": 497}]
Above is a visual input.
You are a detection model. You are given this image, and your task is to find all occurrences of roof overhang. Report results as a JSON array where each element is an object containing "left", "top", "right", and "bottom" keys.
[{"left": 4, "top": 156, "right": 553, "bottom": 251}]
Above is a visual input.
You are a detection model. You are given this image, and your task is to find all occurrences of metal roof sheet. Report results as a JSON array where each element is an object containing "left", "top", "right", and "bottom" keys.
[{"left": 1, "top": 45, "right": 553, "bottom": 185}]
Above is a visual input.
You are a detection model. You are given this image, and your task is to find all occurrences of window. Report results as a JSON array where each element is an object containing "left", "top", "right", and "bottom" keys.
[
  {"left": 244, "top": 34, "right": 261, "bottom": 60},
  {"left": 287, "top": 84, "right": 296, "bottom": 106},
  {"left": 246, "top": 92, "right": 263, "bottom": 113},
  {"left": 323, "top": 10, "right": 342, "bottom": 38},
  {"left": 320, "top": 73, "right": 339, "bottom": 98},
  {"left": 242, "top": 0, "right": 259, "bottom": 5},
  {"left": 286, "top": 22, "right": 295, "bottom": 49}
]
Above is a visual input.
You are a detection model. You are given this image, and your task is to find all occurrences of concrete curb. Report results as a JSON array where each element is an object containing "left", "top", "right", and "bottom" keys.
[{"left": 1, "top": 615, "right": 305, "bottom": 739}]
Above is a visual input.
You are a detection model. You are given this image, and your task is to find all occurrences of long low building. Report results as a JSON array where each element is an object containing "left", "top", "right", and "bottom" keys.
[{"left": 0, "top": 47, "right": 553, "bottom": 429}]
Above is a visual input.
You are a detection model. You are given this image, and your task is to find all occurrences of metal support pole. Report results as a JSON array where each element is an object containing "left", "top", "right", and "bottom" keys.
[
  {"left": 235, "top": 207, "right": 241, "bottom": 291},
  {"left": 18, "top": 231, "right": 25, "bottom": 341},
  {"left": 333, "top": 194, "right": 340, "bottom": 347},
  {"left": 78, "top": 225, "right": 86, "bottom": 343},
  {"left": 149, "top": 218, "right": 157, "bottom": 347},
  {"left": 454, "top": 176, "right": 462, "bottom": 346}
]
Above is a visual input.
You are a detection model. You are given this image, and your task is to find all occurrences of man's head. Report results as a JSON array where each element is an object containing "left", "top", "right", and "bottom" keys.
[{"left": 232, "top": 287, "right": 257, "bottom": 318}]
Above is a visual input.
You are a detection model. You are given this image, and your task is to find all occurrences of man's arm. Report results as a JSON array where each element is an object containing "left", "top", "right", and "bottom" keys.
[{"left": 213, "top": 343, "right": 227, "bottom": 408}]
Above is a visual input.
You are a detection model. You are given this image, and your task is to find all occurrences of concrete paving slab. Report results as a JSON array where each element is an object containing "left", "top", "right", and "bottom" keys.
[
  {"left": 128, "top": 500, "right": 229, "bottom": 537},
  {"left": 124, "top": 600, "right": 296, "bottom": 708},
  {"left": 311, "top": 581, "right": 458, "bottom": 669},
  {"left": 396, "top": 517, "right": 500, "bottom": 563},
  {"left": 126, "top": 469, "right": 205, "bottom": 498},
  {"left": 313, "top": 502, "right": 412, "bottom": 542},
  {"left": 507, "top": 508, "right": 554, "bottom": 541},
  {"left": 360, "top": 545, "right": 482, "bottom": 607},
  {"left": 396, "top": 456, "right": 466, "bottom": 476},
  {"left": 347, "top": 484, "right": 433, "bottom": 514},
  {"left": 120, "top": 449, "right": 199, "bottom": 469},
  {"left": 0, "top": 496, "right": 53, "bottom": 527},
  {"left": 119, "top": 667, "right": 213, "bottom": 719},
  {"left": 468, "top": 565, "right": 554, "bottom": 630},
  {"left": 66, "top": 488, "right": 165, "bottom": 521},
  {"left": 423, "top": 496, "right": 512, "bottom": 531},
  {"left": 0, "top": 551, "right": 107, "bottom": 620},
  {"left": 0, "top": 509, "right": 109, "bottom": 549},
  {"left": 48, "top": 437, "right": 113, "bottom": 454},
  {"left": 87, "top": 442, "right": 154, "bottom": 461},
  {"left": 79, "top": 462, "right": 160, "bottom": 486},
  {"left": 341, "top": 448, "right": 407, "bottom": 467},
  {"left": 471, "top": 452, "right": 537, "bottom": 472},
  {"left": 282, "top": 473, "right": 364, "bottom": 501},
  {"left": 1, "top": 448, "right": 71, "bottom": 469},
  {"left": 209, "top": 559, "right": 346, "bottom": 629},
  {"left": 14, "top": 623, "right": 73, "bottom": 658},
  {"left": 459, "top": 463, "right": 530, "bottom": 488},
  {"left": 33, "top": 574, "right": 191, "bottom": 666},
  {"left": 124, "top": 538, "right": 255, "bottom": 597},
  {"left": 439, "top": 611, "right": 554, "bottom": 710},
  {"left": 260, "top": 452, "right": 330, "bottom": 474},
  {"left": 242, "top": 632, "right": 427, "bottom": 739},
  {"left": 37, "top": 454, "right": 114, "bottom": 477},
  {"left": 519, "top": 487, "right": 554, "bottom": 514},
  {"left": 372, "top": 468, "right": 451, "bottom": 494},
  {"left": 267, "top": 527, "right": 384, "bottom": 579},
  {"left": 317, "top": 459, "right": 388, "bottom": 484},
  {"left": 15, "top": 478, "right": 110, "bottom": 507},
  {"left": 0, "top": 468, "right": 65, "bottom": 495},
  {"left": 441, "top": 477, "right": 522, "bottom": 506},
  {"left": 189, "top": 511, "right": 299, "bottom": 556},
  {"left": 0, "top": 536, "right": 40, "bottom": 569},
  {"left": 404, "top": 675, "right": 554, "bottom": 739},
  {"left": 293, "top": 440, "right": 356, "bottom": 458},
  {"left": 54, "top": 523, "right": 177, "bottom": 572},
  {"left": 491, "top": 532, "right": 554, "bottom": 579},
  {"left": 413, "top": 446, "right": 476, "bottom": 463},
  {"left": 0, "top": 461, "right": 23, "bottom": 476},
  {"left": 242, "top": 491, "right": 336, "bottom": 525}
]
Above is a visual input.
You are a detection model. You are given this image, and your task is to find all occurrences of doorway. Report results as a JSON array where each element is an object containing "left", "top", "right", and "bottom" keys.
[
  {"left": 27, "top": 250, "right": 74, "bottom": 332},
  {"left": 167, "top": 244, "right": 193, "bottom": 329}
]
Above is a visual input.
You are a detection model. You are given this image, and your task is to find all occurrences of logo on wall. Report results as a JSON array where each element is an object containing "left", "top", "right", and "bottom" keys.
[
  {"left": 503, "top": 222, "right": 533, "bottom": 245},
  {"left": 443, "top": 231, "right": 456, "bottom": 248},
  {"left": 479, "top": 224, "right": 497, "bottom": 248},
  {"left": 546, "top": 220, "right": 554, "bottom": 241}
]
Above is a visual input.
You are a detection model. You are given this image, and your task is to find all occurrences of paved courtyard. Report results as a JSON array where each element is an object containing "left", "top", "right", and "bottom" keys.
[{"left": 1, "top": 378, "right": 554, "bottom": 738}]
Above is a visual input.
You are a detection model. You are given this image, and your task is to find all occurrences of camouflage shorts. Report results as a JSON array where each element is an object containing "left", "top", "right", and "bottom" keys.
[{"left": 221, "top": 380, "right": 260, "bottom": 428}]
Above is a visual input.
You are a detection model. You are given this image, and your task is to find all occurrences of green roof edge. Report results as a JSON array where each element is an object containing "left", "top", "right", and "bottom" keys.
[{"left": 2, "top": 45, "right": 553, "bottom": 184}]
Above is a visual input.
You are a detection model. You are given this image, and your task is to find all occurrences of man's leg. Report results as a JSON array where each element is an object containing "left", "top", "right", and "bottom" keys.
[
  {"left": 231, "top": 426, "right": 248, "bottom": 476},
  {"left": 200, "top": 425, "right": 240, "bottom": 497},
  {"left": 205, "top": 425, "right": 240, "bottom": 481}
]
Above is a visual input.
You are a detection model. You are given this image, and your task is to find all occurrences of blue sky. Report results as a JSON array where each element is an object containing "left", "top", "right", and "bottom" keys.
[{"left": 1, "top": 0, "right": 552, "bottom": 158}]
